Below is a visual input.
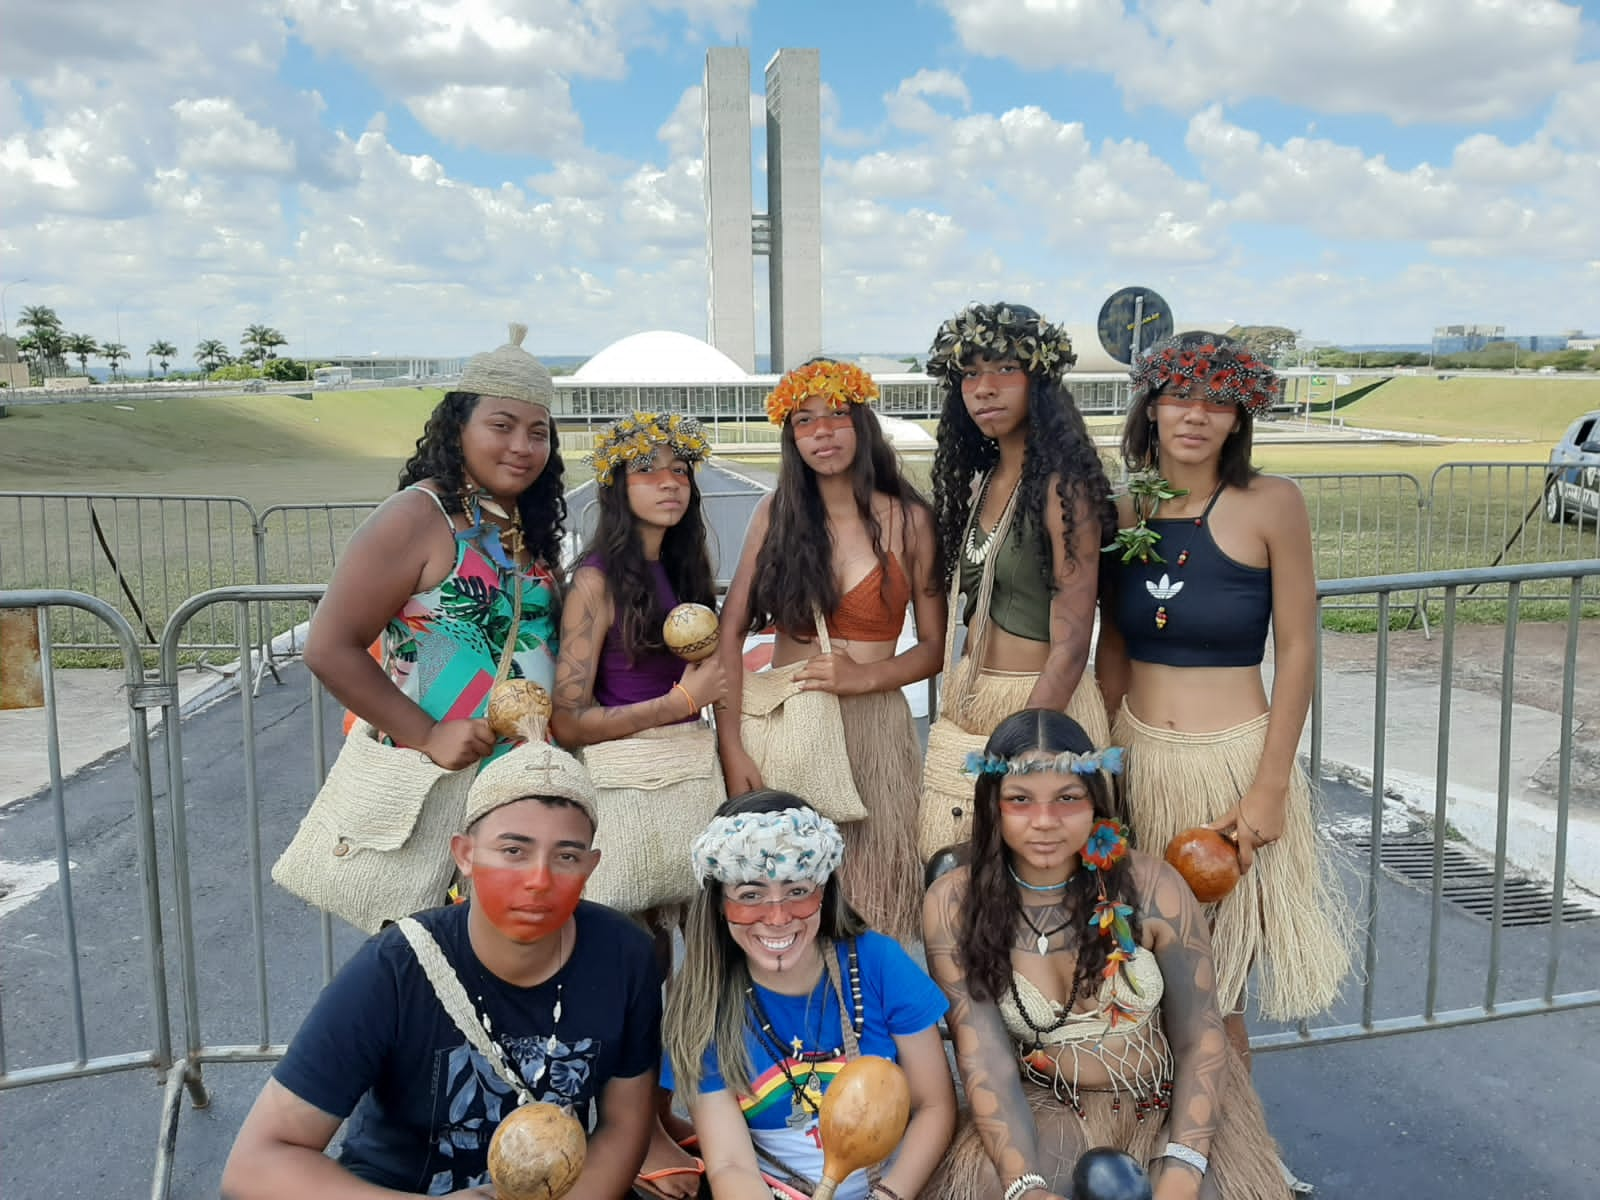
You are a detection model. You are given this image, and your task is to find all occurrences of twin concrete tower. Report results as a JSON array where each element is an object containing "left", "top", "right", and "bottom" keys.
[{"left": 703, "top": 47, "right": 822, "bottom": 374}]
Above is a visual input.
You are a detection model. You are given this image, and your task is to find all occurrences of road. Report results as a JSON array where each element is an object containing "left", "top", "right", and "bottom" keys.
[{"left": 1, "top": 651, "right": 1596, "bottom": 1199}]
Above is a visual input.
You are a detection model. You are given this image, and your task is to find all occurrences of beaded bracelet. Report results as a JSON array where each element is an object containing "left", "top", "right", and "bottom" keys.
[
  {"left": 1163, "top": 1141, "right": 1209, "bottom": 1175},
  {"left": 1003, "top": 1173, "right": 1048, "bottom": 1200}
]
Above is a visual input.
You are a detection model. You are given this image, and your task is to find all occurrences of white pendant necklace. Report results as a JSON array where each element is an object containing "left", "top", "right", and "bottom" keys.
[{"left": 964, "top": 471, "right": 1021, "bottom": 566}]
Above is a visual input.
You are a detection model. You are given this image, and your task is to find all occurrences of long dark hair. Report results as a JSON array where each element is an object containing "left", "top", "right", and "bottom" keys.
[
  {"left": 664, "top": 789, "right": 866, "bottom": 1099},
  {"left": 398, "top": 390, "right": 567, "bottom": 570},
  {"left": 747, "top": 370, "right": 932, "bottom": 633},
  {"left": 959, "top": 709, "right": 1141, "bottom": 1006},
  {"left": 575, "top": 465, "right": 716, "bottom": 662},
  {"left": 931, "top": 370, "right": 1115, "bottom": 590}
]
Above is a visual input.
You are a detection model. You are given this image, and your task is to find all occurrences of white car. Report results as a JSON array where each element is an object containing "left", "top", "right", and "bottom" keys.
[{"left": 1545, "top": 410, "right": 1600, "bottom": 524}]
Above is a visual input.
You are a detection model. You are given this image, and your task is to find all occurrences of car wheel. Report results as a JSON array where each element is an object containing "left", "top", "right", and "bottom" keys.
[{"left": 1545, "top": 479, "right": 1566, "bottom": 524}]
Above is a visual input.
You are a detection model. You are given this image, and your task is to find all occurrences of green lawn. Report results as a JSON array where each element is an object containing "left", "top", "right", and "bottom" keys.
[
  {"left": 1304, "top": 374, "right": 1600, "bottom": 442},
  {"left": 5, "top": 382, "right": 1599, "bottom": 651}
]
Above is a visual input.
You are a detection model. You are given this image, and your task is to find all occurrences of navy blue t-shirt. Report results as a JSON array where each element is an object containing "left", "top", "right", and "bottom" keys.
[{"left": 273, "top": 901, "right": 660, "bottom": 1196}]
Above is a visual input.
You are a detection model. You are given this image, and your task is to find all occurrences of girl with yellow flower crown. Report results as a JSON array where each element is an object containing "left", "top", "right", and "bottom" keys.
[
  {"left": 551, "top": 411, "right": 725, "bottom": 969},
  {"left": 715, "top": 358, "right": 946, "bottom": 943}
]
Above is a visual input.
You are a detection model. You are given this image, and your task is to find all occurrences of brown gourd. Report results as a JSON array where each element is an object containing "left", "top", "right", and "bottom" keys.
[
  {"left": 486, "top": 1101, "right": 586, "bottom": 1200},
  {"left": 1163, "top": 826, "right": 1243, "bottom": 904},
  {"left": 487, "top": 679, "right": 553, "bottom": 744},
  {"left": 662, "top": 602, "right": 720, "bottom": 661},
  {"left": 811, "top": 1056, "right": 912, "bottom": 1200}
]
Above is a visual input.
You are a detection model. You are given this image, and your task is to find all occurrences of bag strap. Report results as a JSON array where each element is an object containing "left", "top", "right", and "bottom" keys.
[
  {"left": 397, "top": 917, "right": 534, "bottom": 1104},
  {"left": 494, "top": 572, "right": 526, "bottom": 687},
  {"left": 940, "top": 474, "right": 1019, "bottom": 721},
  {"left": 821, "top": 939, "right": 861, "bottom": 1060},
  {"left": 811, "top": 604, "right": 832, "bottom": 655}
]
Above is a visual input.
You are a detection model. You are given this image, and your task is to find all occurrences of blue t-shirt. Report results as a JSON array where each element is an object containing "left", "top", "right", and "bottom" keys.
[
  {"left": 273, "top": 901, "right": 660, "bottom": 1196},
  {"left": 661, "top": 932, "right": 946, "bottom": 1200}
]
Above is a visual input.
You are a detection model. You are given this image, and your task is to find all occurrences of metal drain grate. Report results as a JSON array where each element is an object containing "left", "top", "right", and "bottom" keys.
[{"left": 1353, "top": 837, "right": 1600, "bottom": 927}]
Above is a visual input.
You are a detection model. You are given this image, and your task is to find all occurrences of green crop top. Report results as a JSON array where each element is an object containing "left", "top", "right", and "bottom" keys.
[{"left": 959, "top": 509, "right": 1053, "bottom": 643}]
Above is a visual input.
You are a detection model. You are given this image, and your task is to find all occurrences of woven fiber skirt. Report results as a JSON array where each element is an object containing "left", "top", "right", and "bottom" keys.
[
  {"left": 835, "top": 689, "right": 926, "bottom": 942},
  {"left": 1114, "top": 706, "right": 1356, "bottom": 1021},
  {"left": 928, "top": 1047, "right": 1288, "bottom": 1200}
]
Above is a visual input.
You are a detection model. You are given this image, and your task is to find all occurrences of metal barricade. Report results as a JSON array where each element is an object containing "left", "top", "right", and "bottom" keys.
[
  {"left": 0, "top": 593, "right": 173, "bottom": 1162},
  {"left": 1257, "top": 559, "right": 1600, "bottom": 1052},
  {"left": 252, "top": 503, "right": 379, "bottom": 662},
  {"left": 1425, "top": 462, "right": 1600, "bottom": 601},
  {"left": 149, "top": 584, "right": 356, "bottom": 1200},
  {"left": 0, "top": 491, "right": 260, "bottom": 658},
  {"left": 1289, "top": 471, "right": 1428, "bottom": 631}
]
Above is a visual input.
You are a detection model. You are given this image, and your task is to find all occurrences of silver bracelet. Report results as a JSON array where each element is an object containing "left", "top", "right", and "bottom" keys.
[
  {"left": 1003, "top": 1173, "right": 1048, "bottom": 1200},
  {"left": 1164, "top": 1141, "right": 1209, "bottom": 1175}
]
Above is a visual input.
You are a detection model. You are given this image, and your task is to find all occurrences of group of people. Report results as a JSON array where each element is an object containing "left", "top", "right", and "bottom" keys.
[{"left": 223, "top": 305, "right": 1354, "bottom": 1199}]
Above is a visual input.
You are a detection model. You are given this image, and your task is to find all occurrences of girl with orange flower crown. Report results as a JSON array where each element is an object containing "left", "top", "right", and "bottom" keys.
[
  {"left": 923, "top": 709, "right": 1290, "bottom": 1200},
  {"left": 919, "top": 302, "right": 1116, "bottom": 865},
  {"left": 714, "top": 358, "right": 946, "bottom": 943}
]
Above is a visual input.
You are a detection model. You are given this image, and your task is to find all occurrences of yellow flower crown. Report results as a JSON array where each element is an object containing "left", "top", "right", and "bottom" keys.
[
  {"left": 764, "top": 359, "right": 879, "bottom": 426},
  {"left": 588, "top": 411, "right": 712, "bottom": 486}
]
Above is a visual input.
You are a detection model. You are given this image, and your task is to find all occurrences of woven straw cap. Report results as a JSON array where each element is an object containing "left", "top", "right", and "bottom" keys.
[
  {"left": 461, "top": 743, "right": 599, "bottom": 833},
  {"left": 459, "top": 322, "right": 555, "bottom": 409}
]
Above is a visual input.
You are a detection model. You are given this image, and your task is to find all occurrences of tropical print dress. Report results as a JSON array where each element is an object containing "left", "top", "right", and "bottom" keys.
[{"left": 381, "top": 530, "right": 559, "bottom": 761}]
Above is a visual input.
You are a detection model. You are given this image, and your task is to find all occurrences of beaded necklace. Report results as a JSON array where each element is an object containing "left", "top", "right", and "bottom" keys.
[
  {"left": 964, "top": 470, "right": 1021, "bottom": 566},
  {"left": 744, "top": 942, "right": 864, "bottom": 1129}
]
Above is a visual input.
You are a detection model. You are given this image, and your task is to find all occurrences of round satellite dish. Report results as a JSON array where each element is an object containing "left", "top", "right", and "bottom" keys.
[{"left": 1097, "top": 287, "right": 1175, "bottom": 366}]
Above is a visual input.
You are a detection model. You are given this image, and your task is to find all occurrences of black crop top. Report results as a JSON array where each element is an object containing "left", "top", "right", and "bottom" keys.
[{"left": 1110, "top": 489, "right": 1272, "bottom": 668}]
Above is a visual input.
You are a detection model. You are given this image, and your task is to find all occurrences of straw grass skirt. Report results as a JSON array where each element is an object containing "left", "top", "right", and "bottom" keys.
[
  {"left": 928, "top": 1045, "right": 1288, "bottom": 1200},
  {"left": 834, "top": 689, "right": 926, "bottom": 942},
  {"left": 581, "top": 722, "right": 727, "bottom": 914},
  {"left": 1115, "top": 706, "right": 1356, "bottom": 1021},
  {"left": 917, "top": 660, "right": 1111, "bottom": 861}
]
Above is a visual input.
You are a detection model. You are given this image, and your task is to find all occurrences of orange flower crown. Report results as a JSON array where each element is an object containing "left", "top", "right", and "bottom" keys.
[{"left": 764, "top": 360, "right": 879, "bottom": 426}]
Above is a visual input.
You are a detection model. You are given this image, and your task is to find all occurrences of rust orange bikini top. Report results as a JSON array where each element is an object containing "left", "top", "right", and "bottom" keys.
[{"left": 823, "top": 555, "right": 911, "bottom": 642}]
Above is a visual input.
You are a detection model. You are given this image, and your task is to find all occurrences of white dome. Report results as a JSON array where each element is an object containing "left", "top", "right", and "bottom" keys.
[
  {"left": 573, "top": 331, "right": 748, "bottom": 383},
  {"left": 877, "top": 414, "right": 936, "bottom": 451}
]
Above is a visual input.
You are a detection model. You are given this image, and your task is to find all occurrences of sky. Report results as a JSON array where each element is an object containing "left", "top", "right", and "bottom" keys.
[{"left": 2, "top": 0, "right": 1598, "bottom": 365}]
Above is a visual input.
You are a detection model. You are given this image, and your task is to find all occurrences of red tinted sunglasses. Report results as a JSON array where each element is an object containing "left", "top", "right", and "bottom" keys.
[{"left": 721, "top": 888, "right": 826, "bottom": 926}]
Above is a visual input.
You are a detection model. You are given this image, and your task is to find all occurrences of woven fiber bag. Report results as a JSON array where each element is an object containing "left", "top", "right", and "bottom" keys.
[
  {"left": 271, "top": 720, "right": 476, "bottom": 933},
  {"left": 739, "top": 612, "right": 867, "bottom": 825},
  {"left": 917, "top": 477, "right": 1020, "bottom": 862},
  {"left": 579, "top": 722, "right": 727, "bottom": 913}
]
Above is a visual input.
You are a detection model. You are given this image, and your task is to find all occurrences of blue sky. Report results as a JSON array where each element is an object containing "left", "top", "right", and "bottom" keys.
[{"left": 2, "top": 0, "right": 1597, "bottom": 364}]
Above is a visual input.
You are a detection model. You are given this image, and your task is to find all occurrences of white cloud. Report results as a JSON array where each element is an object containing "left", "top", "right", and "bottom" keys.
[
  {"left": 1185, "top": 106, "right": 1600, "bottom": 262},
  {"left": 173, "top": 98, "right": 297, "bottom": 175},
  {"left": 941, "top": 0, "right": 1586, "bottom": 123},
  {"left": 408, "top": 82, "right": 584, "bottom": 155}
]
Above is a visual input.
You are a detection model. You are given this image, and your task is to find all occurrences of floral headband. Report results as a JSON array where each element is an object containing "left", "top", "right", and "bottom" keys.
[
  {"left": 963, "top": 746, "right": 1125, "bottom": 779},
  {"left": 765, "top": 360, "right": 879, "bottom": 426},
  {"left": 925, "top": 302, "right": 1077, "bottom": 384},
  {"left": 1131, "top": 333, "right": 1281, "bottom": 416},
  {"left": 588, "top": 411, "right": 712, "bottom": 486},
  {"left": 691, "top": 808, "right": 846, "bottom": 886}
]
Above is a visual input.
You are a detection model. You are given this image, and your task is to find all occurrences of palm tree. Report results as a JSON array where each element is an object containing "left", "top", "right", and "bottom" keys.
[
  {"left": 15, "top": 332, "right": 40, "bottom": 382},
  {"left": 148, "top": 340, "right": 178, "bottom": 377},
  {"left": 64, "top": 333, "right": 99, "bottom": 376},
  {"left": 100, "top": 341, "right": 129, "bottom": 381},
  {"left": 18, "top": 305, "right": 64, "bottom": 376},
  {"left": 195, "top": 338, "right": 229, "bottom": 376},
  {"left": 241, "top": 323, "right": 287, "bottom": 367}
]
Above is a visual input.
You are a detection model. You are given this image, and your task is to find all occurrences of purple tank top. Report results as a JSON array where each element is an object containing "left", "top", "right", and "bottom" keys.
[{"left": 583, "top": 556, "right": 687, "bottom": 709}]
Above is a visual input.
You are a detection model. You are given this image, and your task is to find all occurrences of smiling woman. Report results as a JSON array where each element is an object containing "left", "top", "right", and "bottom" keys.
[{"left": 278, "top": 324, "right": 569, "bottom": 930}]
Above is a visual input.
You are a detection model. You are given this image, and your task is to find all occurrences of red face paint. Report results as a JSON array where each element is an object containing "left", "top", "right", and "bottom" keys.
[{"left": 470, "top": 863, "right": 585, "bottom": 942}]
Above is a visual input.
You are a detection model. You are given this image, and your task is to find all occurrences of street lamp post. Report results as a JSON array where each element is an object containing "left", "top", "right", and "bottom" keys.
[{"left": 1, "top": 276, "right": 30, "bottom": 340}]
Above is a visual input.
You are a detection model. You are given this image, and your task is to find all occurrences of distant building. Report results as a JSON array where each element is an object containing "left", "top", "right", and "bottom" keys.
[
  {"left": 703, "top": 47, "right": 823, "bottom": 376},
  {"left": 1432, "top": 324, "right": 1505, "bottom": 354},
  {"left": 310, "top": 354, "right": 466, "bottom": 382},
  {"left": 552, "top": 329, "right": 1142, "bottom": 421}
]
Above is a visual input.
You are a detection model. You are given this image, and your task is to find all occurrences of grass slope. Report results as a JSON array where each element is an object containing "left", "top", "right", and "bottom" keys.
[{"left": 1329, "top": 375, "right": 1600, "bottom": 442}]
